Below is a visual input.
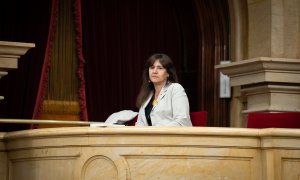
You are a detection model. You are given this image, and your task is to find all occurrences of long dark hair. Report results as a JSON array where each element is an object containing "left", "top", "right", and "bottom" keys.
[{"left": 136, "top": 53, "right": 178, "bottom": 108}]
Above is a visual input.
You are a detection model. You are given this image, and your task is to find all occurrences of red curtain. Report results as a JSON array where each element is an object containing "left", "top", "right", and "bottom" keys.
[
  {"left": 0, "top": 0, "right": 230, "bottom": 130},
  {"left": 81, "top": 0, "right": 183, "bottom": 121},
  {"left": 33, "top": 0, "right": 89, "bottom": 121},
  {"left": 73, "top": 0, "right": 88, "bottom": 121},
  {"left": 32, "top": 0, "right": 59, "bottom": 120},
  {"left": 81, "top": 0, "right": 230, "bottom": 126}
]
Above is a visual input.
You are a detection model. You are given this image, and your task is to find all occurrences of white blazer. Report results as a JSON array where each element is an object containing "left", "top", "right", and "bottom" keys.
[{"left": 136, "top": 83, "right": 192, "bottom": 126}]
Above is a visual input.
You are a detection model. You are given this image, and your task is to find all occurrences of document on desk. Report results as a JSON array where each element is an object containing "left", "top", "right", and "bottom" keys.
[{"left": 90, "top": 122, "right": 125, "bottom": 127}]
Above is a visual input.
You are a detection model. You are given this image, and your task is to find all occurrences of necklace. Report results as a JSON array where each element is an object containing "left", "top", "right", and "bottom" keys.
[{"left": 152, "top": 99, "right": 158, "bottom": 106}]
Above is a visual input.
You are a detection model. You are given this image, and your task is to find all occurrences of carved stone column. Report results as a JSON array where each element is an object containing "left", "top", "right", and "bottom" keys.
[
  {"left": 0, "top": 41, "right": 35, "bottom": 100},
  {"left": 215, "top": 57, "right": 300, "bottom": 113}
]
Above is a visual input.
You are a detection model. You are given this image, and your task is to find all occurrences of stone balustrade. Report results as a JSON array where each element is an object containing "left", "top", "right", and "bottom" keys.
[{"left": 1, "top": 126, "right": 300, "bottom": 180}]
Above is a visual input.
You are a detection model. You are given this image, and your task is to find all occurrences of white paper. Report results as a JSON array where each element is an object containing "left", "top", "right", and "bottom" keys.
[
  {"left": 220, "top": 61, "right": 231, "bottom": 98},
  {"left": 90, "top": 122, "right": 125, "bottom": 127}
]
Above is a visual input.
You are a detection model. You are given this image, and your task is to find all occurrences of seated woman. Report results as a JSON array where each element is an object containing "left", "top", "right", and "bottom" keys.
[{"left": 135, "top": 53, "right": 192, "bottom": 126}]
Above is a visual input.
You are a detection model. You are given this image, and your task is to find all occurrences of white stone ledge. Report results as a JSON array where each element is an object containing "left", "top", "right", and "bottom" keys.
[{"left": 1, "top": 127, "right": 300, "bottom": 179}]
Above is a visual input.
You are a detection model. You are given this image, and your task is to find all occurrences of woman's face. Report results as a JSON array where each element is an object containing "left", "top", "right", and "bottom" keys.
[{"left": 149, "top": 59, "right": 169, "bottom": 86}]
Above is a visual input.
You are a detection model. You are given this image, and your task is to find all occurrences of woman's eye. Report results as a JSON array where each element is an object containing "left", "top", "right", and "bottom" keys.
[{"left": 149, "top": 66, "right": 164, "bottom": 70}]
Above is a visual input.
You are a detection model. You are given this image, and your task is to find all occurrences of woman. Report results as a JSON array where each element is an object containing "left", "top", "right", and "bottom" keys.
[{"left": 135, "top": 53, "right": 192, "bottom": 126}]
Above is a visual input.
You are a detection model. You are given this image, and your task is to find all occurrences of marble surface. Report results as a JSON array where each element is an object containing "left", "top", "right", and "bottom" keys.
[
  {"left": 215, "top": 57, "right": 300, "bottom": 113},
  {"left": 1, "top": 127, "right": 300, "bottom": 180},
  {"left": 0, "top": 41, "right": 35, "bottom": 101}
]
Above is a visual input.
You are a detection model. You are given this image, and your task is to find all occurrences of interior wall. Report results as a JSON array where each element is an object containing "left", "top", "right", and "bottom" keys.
[{"left": 227, "top": 0, "right": 300, "bottom": 127}]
